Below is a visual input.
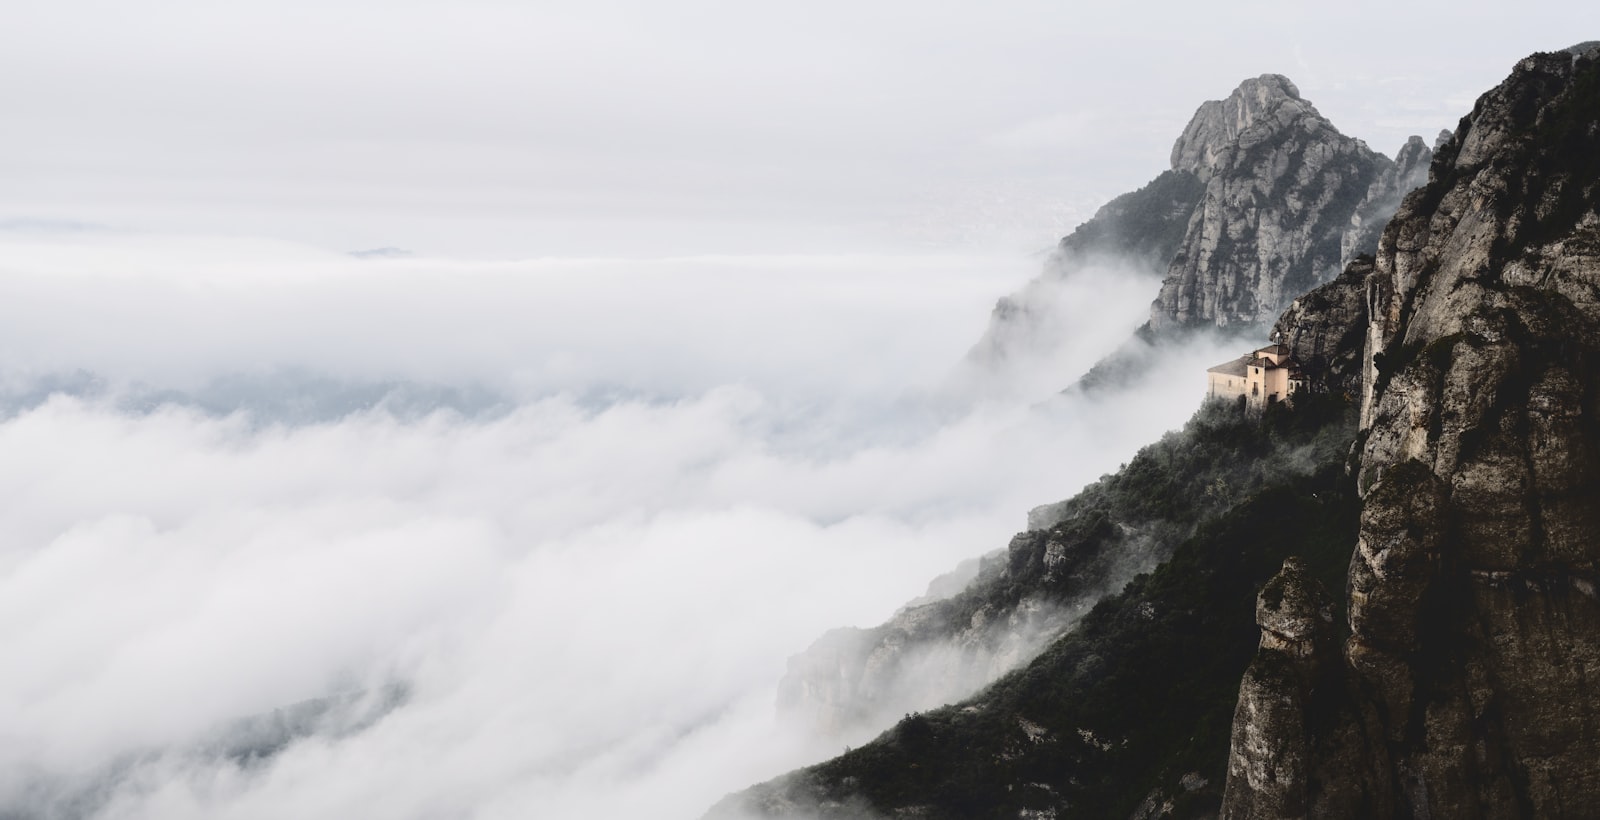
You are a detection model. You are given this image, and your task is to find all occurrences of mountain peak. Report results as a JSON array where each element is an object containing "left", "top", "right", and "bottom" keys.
[
  {"left": 1241, "top": 72, "right": 1302, "bottom": 102},
  {"left": 1154, "top": 73, "right": 1394, "bottom": 330},
  {"left": 1170, "top": 73, "right": 1315, "bottom": 178},
  {"left": 1566, "top": 40, "right": 1600, "bottom": 59}
]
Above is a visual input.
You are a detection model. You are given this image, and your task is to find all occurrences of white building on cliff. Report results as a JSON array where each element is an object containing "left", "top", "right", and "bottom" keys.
[{"left": 1207, "top": 343, "right": 1304, "bottom": 409}]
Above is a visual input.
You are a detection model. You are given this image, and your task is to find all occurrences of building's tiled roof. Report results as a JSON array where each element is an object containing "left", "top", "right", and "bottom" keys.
[
  {"left": 1242, "top": 354, "right": 1301, "bottom": 370},
  {"left": 1209, "top": 342, "right": 1304, "bottom": 380},
  {"left": 1207, "top": 356, "right": 1249, "bottom": 376}
]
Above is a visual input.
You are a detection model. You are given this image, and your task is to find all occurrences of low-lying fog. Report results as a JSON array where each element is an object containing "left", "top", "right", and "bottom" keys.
[{"left": 0, "top": 232, "right": 1243, "bottom": 818}]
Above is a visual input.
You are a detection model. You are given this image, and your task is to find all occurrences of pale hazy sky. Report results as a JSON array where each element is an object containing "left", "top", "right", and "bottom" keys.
[{"left": 3, "top": 0, "right": 1591, "bottom": 257}]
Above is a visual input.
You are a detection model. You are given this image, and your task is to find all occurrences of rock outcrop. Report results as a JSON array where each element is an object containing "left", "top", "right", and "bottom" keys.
[
  {"left": 1224, "top": 45, "right": 1600, "bottom": 819},
  {"left": 1220, "top": 559, "right": 1385, "bottom": 819},
  {"left": 1150, "top": 76, "right": 1399, "bottom": 332},
  {"left": 962, "top": 75, "right": 1430, "bottom": 397},
  {"left": 1271, "top": 257, "right": 1372, "bottom": 398},
  {"left": 1169, "top": 75, "right": 1306, "bottom": 181},
  {"left": 1341, "top": 136, "right": 1435, "bottom": 268}
]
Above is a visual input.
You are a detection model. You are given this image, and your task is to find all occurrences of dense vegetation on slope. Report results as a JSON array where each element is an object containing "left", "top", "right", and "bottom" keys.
[
  {"left": 778, "top": 375, "right": 1353, "bottom": 736},
  {"left": 1056, "top": 170, "right": 1207, "bottom": 267},
  {"left": 713, "top": 394, "right": 1361, "bottom": 819}
]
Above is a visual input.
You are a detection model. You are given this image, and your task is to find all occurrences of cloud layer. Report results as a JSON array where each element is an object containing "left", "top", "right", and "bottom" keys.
[
  {"left": 0, "top": 229, "right": 1250, "bottom": 818},
  {"left": 0, "top": 225, "right": 1254, "bottom": 820}
]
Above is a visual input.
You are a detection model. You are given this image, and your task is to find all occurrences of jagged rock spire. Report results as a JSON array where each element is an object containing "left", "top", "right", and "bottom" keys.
[
  {"left": 1170, "top": 74, "right": 1311, "bottom": 181},
  {"left": 1151, "top": 76, "right": 1398, "bottom": 331},
  {"left": 1226, "top": 46, "right": 1600, "bottom": 819}
]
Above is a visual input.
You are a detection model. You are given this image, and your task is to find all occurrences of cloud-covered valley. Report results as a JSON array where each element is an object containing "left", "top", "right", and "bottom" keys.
[{"left": 0, "top": 232, "right": 1242, "bottom": 818}]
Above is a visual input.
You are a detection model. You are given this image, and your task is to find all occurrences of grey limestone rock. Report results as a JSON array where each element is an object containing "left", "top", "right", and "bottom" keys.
[
  {"left": 1341, "top": 136, "right": 1434, "bottom": 270},
  {"left": 1271, "top": 257, "right": 1372, "bottom": 398},
  {"left": 1151, "top": 76, "right": 1404, "bottom": 332},
  {"left": 965, "top": 74, "right": 1432, "bottom": 397},
  {"left": 1222, "top": 558, "right": 1391, "bottom": 820},
  {"left": 1225, "top": 46, "right": 1600, "bottom": 820},
  {"left": 1349, "top": 48, "right": 1600, "bottom": 819},
  {"left": 1170, "top": 74, "right": 1310, "bottom": 181}
]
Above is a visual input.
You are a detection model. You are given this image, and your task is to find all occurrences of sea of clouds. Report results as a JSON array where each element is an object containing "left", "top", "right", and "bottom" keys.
[{"left": 0, "top": 230, "right": 1242, "bottom": 818}]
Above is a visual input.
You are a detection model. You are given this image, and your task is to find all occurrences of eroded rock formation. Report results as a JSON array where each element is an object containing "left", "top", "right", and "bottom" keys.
[
  {"left": 1341, "top": 135, "right": 1435, "bottom": 269},
  {"left": 1220, "top": 553, "right": 1399, "bottom": 820},
  {"left": 1224, "top": 45, "right": 1600, "bottom": 819},
  {"left": 1271, "top": 256, "right": 1372, "bottom": 398},
  {"left": 963, "top": 75, "right": 1429, "bottom": 396},
  {"left": 1150, "top": 76, "right": 1402, "bottom": 332}
]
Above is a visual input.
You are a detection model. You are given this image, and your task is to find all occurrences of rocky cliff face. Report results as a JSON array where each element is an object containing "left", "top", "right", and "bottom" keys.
[
  {"left": 1150, "top": 76, "right": 1403, "bottom": 332},
  {"left": 1271, "top": 257, "right": 1372, "bottom": 398},
  {"left": 1224, "top": 45, "right": 1600, "bottom": 819},
  {"left": 963, "top": 75, "right": 1429, "bottom": 396},
  {"left": 1341, "top": 135, "right": 1437, "bottom": 269}
]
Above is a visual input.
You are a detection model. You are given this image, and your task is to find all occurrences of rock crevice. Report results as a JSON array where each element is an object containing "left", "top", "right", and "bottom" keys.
[{"left": 1224, "top": 46, "right": 1600, "bottom": 820}]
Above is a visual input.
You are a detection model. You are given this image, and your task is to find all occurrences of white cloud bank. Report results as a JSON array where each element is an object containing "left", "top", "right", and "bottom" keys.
[{"left": 0, "top": 232, "right": 1243, "bottom": 818}]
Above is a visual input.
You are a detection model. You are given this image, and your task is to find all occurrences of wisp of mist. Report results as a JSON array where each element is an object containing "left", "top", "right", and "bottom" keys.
[{"left": 0, "top": 232, "right": 1242, "bottom": 818}]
